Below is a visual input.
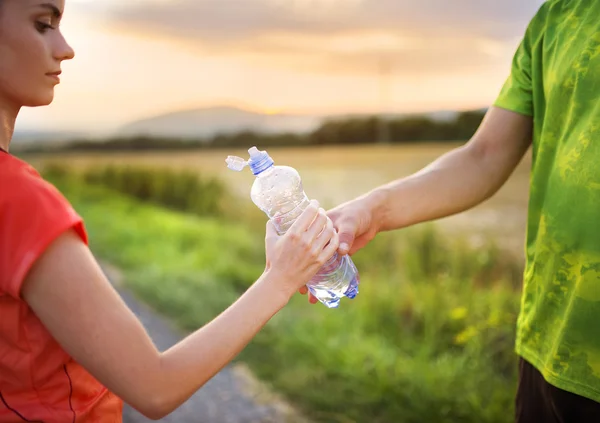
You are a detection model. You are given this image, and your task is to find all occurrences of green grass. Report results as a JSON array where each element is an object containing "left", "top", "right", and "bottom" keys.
[
  {"left": 44, "top": 162, "right": 229, "bottom": 218},
  {"left": 48, "top": 171, "right": 523, "bottom": 423}
]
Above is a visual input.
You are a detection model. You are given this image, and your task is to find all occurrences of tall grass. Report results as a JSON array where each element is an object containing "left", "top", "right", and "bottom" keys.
[
  {"left": 44, "top": 164, "right": 523, "bottom": 423},
  {"left": 44, "top": 162, "right": 228, "bottom": 218}
]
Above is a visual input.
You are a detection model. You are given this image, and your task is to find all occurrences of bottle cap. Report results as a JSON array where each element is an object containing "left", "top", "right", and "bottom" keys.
[{"left": 225, "top": 146, "right": 274, "bottom": 175}]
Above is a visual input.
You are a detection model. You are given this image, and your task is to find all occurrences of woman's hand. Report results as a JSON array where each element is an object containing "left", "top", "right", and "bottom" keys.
[{"left": 264, "top": 200, "right": 339, "bottom": 299}]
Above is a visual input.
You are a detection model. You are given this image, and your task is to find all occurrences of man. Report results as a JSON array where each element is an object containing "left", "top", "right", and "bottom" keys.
[{"left": 326, "top": 1, "right": 600, "bottom": 421}]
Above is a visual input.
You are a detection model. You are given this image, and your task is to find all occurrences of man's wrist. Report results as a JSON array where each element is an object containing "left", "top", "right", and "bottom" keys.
[{"left": 365, "top": 187, "right": 390, "bottom": 231}]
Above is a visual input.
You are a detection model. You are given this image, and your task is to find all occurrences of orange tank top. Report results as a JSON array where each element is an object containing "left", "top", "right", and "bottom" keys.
[{"left": 0, "top": 153, "right": 123, "bottom": 422}]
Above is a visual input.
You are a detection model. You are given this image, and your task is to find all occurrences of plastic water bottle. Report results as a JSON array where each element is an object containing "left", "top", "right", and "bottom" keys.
[{"left": 226, "top": 146, "right": 359, "bottom": 308}]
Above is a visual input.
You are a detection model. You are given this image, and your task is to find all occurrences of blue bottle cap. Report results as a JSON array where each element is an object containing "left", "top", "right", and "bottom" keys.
[{"left": 248, "top": 146, "right": 274, "bottom": 175}]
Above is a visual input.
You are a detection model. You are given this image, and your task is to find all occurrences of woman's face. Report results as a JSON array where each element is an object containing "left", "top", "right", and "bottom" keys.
[{"left": 0, "top": 0, "right": 75, "bottom": 109}]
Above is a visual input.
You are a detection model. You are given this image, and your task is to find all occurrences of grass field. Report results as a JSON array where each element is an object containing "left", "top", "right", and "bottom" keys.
[
  {"left": 42, "top": 156, "right": 527, "bottom": 423},
  {"left": 28, "top": 143, "right": 532, "bottom": 257}
]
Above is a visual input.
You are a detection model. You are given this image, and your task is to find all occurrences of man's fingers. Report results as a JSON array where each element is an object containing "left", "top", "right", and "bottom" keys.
[
  {"left": 298, "top": 286, "right": 318, "bottom": 304},
  {"left": 335, "top": 219, "right": 356, "bottom": 255}
]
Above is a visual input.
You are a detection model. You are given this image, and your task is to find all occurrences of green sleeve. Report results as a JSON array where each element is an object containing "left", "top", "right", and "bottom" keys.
[{"left": 494, "top": 2, "right": 550, "bottom": 117}]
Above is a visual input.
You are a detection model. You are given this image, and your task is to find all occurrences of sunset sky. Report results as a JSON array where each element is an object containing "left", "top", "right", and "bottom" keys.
[{"left": 15, "top": 0, "right": 544, "bottom": 134}]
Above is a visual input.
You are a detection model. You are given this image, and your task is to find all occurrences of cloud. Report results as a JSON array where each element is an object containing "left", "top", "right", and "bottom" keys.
[{"left": 102, "top": 0, "right": 545, "bottom": 75}]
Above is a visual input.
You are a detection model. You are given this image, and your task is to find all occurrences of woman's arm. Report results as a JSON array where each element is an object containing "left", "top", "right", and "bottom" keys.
[{"left": 21, "top": 201, "right": 338, "bottom": 420}]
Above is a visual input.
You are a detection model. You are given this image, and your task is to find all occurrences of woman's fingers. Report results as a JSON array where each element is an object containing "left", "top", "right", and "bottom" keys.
[
  {"left": 265, "top": 220, "right": 278, "bottom": 243},
  {"left": 305, "top": 208, "right": 328, "bottom": 241},
  {"left": 312, "top": 217, "right": 336, "bottom": 252},
  {"left": 318, "top": 229, "right": 340, "bottom": 264},
  {"left": 265, "top": 199, "right": 344, "bottom": 297},
  {"left": 288, "top": 200, "right": 320, "bottom": 235}
]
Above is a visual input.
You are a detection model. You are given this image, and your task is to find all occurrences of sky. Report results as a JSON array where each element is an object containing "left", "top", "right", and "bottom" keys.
[{"left": 15, "top": 0, "right": 545, "bottom": 134}]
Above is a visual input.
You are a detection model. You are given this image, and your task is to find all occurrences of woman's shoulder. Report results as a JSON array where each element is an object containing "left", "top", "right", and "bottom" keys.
[
  {"left": 0, "top": 153, "right": 86, "bottom": 248},
  {"left": 1, "top": 153, "right": 43, "bottom": 183},
  {"left": 0, "top": 154, "right": 65, "bottom": 203},
  {"left": 0, "top": 155, "right": 88, "bottom": 297}
]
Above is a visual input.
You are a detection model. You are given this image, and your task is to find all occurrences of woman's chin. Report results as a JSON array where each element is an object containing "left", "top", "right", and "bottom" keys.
[{"left": 24, "top": 92, "right": 55, "bottom": 107}]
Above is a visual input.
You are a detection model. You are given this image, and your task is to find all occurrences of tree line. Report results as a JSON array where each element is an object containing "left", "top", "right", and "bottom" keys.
[{"left": 20, "top": 109, "right": 486, "bottom": 154}]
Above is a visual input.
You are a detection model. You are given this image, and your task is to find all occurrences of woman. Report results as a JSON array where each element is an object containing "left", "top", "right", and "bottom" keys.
[{"left": 0, "top": 0, "right": 338, "bottom": 421}]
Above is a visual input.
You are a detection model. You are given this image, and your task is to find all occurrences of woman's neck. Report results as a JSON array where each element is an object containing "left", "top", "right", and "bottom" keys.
[{"left": 0, "top": 100, "right": 19, "bottom": 152}]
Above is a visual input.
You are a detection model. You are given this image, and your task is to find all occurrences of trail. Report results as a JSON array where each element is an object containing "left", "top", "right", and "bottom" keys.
[{"left": 101, "top": 264, "right": 309, "bottom": 423}]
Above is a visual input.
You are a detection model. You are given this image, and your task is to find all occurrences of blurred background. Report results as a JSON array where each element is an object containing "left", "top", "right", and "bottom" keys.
[{"left": 14, "top": 0, "right": 544, "bottom": 422}]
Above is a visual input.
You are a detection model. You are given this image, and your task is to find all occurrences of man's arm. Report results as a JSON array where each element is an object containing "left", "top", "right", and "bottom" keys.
[{"left": 329, "top": 106, "right": 533, "bottom": 255}]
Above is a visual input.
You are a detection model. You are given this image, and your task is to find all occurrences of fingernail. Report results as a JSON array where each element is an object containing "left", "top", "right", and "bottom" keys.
[{"left": 340, "top": 243, "right": 349, "bottom": 253}]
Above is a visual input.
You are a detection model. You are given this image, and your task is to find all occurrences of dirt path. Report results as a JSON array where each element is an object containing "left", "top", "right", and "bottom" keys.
[{"left": 102, "top": 264, "right": 309, "bottom": 423}]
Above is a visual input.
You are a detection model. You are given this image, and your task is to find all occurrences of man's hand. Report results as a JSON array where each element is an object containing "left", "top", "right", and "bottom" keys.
[
  {"left": 298, "top": 107, "right": 533, "bottom": 305},
  {"left": 327, "top": 194, "right": 382, "bottom": 256},
  {"left": 298, "top": 285, "right": 318, "bottom": 304},
  {"left": 297, "top": 193, "right": 383, "bottom": 305}
]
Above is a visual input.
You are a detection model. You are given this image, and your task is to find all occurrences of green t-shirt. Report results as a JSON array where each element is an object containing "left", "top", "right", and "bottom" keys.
[{"left": 495, "top": 0, "right": 600, "bottom": 402}]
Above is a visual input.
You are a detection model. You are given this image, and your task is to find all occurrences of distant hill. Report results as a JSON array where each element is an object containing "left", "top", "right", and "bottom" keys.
[
  {"left": 10, "top": 130, "right": 91, "bottom": 150},
  {"left": 117, "top": 106, "right": 467, "bottom": 140},
  {"left": 118, "top": 106, "right": 324, "bottom": 140}
]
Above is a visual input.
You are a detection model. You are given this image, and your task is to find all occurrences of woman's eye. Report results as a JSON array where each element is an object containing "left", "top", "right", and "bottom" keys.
[{"left": 35, "top": 21, "right": 54, "bottom": 33}]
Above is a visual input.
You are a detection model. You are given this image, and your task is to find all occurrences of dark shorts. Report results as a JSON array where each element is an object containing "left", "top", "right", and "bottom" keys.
[{"left": 516, "top": 357, "right": 600, "bottom": 423}]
